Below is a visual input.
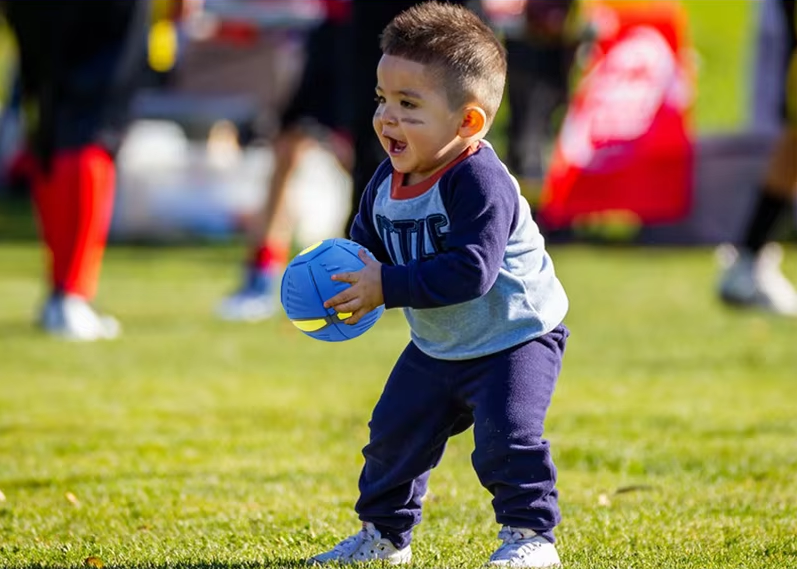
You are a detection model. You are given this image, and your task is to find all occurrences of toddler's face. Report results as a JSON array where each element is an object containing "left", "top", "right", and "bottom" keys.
[{"left": 373, "top": 55, "right": 467, "bottom": 185}]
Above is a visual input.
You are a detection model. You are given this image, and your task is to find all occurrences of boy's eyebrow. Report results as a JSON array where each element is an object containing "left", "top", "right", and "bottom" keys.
[
  {"left": 374, "top": 85, "right": 423, "bottom": 99},
  {"left": 397, "top": 89, "right": 422, "bottom": 99}
]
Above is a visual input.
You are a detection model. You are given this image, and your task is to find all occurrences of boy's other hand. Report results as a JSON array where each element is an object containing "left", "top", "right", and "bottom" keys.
[{"left": 324, "top": 249, "right": 384, "bottom": 325}]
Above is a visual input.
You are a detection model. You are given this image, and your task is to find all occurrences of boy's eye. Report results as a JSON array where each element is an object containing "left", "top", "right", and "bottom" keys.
[
  {"left": 400, "top": 100, "right": 416, "bottom": 109},
  {"left": 374, "top": 95, "right": 386, "bottom": 104}
]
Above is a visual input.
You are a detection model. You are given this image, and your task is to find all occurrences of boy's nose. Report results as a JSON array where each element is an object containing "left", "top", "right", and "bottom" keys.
[{"left": 379, "top": 108, "right": 399, "bottom": 126}]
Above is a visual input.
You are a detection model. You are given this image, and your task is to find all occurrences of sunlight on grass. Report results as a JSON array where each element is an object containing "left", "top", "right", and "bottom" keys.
[{"left": 1, "top": 244, "right": 796, "bottom": 568}]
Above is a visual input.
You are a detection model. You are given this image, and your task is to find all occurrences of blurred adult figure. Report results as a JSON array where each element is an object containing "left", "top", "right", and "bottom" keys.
[
  {"left": 1, "top": 0, "right": 151, "bottom": 340},
  {"left": 718, "top": 0, "right": 797, "bottom": 316},
  {"left": 217, "top": 0, "right": 353, "bottom": 321}
]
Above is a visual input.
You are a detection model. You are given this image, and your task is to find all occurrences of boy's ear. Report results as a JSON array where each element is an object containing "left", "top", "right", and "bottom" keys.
[{"left": 459, "top": 107, "right": 487, "bottom": 137}]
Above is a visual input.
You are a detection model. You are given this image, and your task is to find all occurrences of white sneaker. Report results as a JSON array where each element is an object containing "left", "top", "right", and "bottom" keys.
[
  {"left": 488, "top": 526, "right": 561, "bottom": 568},
  {"left": 216, "top": 291, "right": 275, "bottom": 322},
  {"left": 717, "top": 243, "right": 797, "bottom": 316},
  {"left": 39, "top": 293, "right": 121, "bottom": 341},
  {"left": 307, "top": 522, "right": 412, "bottom": 565},
  {"left": 216, "top": 266, "right": 276, "bottom": 322}
]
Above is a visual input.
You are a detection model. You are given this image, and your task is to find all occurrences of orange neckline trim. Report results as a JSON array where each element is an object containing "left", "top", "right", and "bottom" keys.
[{"left": 390, "top": 142, "right": 481, "bottom": 200}]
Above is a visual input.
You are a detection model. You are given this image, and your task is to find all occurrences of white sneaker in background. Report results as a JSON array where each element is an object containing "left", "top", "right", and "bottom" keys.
[
  {"left": 216, "top": 291, "right": 275, "bottom": 322},
  {"left": 39, "top": 294, "right": 121, "bottom": 341},
  {"left": 307, "top": 522, "right": 412, "bottom": 565},
  {"left": 488, "top": 526, "right": 561, "bottom": 568},
  {"left": 717, "top": 243, "right": 797, "bottom": 316},
  {"left": 216, "top": 266, "right": 276, "bottom": 322}
]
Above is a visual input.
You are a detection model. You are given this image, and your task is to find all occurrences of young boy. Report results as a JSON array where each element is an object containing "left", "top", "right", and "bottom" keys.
[{"left": 311, "top": 2, "right": 569, "bottom": 567}]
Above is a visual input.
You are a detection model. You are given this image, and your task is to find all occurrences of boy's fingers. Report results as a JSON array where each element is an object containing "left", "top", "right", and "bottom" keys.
[
  {"left": 331, "top": 271, "right": 358, "bottom": 283},
  {"left": 324, "top": 289, "right": 355, "bottom": 309}
]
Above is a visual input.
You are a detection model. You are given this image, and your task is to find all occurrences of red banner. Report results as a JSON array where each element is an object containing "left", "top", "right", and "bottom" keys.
[{"left": 539, "top": 0, "right": 695, "bottom": 231}]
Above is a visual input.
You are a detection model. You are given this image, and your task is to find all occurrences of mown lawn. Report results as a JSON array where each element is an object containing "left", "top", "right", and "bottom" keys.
[{"left": 1, "top": 243, "right": 796, "bottom": 569}]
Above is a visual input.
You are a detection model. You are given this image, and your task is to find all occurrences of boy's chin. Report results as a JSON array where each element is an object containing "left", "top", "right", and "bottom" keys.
[{"left": 388, "top": 159, "right": 412, "bottom": 173}]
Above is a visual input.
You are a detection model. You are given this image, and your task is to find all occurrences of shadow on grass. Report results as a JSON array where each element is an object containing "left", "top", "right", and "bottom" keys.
[
  {"left": 1, "top": 465, "right": 326, "bottom": 492},
  {"left": 12, "top": 562, "right": 310, "bottom": 569},
  {"left": 115, "top": 562, "right": 309, "bottom": 569}
]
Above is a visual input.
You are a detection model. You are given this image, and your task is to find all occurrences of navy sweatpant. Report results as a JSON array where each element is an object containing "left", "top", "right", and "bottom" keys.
[{"left": 355, "top": 324, "right": 569, "bottom": 549}]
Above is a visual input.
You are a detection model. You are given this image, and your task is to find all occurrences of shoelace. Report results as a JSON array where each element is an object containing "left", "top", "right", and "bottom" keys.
[
  {"left": 331, "top": 524, "right": 380, "bottom": 558},
  {"left": 496, "top": 527, "right": 544, "bottom": 559},
  {"left": 498, "top": 527, "right": 528, "bottom": 544}
]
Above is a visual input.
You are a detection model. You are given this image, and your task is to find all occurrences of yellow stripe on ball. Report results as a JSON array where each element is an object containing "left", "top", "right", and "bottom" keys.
[
  {"left": 299, "top": 242, "right": 323, "bottom": 256},
  {"left": 291, "top": 319, "right": 327, "bottom": 332},
  {"left": 337, "top": 312, "right": 352, "bottom": 319}
]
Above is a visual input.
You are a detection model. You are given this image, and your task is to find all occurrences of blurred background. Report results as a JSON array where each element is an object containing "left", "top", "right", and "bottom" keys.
[
  {"left": 3, "top": 0, "right": 796, "bottom": 337},
  {"left": 0, "top": 0, "right": 788, "bottom": 247}
]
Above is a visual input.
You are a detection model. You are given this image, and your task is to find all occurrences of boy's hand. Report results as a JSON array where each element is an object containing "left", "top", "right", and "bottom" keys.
[{"left": 323, "top": 249, "right": 384, "bottom": 325}]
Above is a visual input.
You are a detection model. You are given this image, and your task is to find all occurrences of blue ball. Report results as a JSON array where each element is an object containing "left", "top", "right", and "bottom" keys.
[{"left": 280, "top": 238, "right": 385, "bottom": 342}]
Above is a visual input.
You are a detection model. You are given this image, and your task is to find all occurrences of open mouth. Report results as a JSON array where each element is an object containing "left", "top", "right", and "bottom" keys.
[{"left": 386, "top": 136, "right": 407, "bottom": 155}]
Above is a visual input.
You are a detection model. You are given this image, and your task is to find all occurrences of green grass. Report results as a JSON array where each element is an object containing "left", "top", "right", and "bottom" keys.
[{"left": 1, "top": 243, "right": 797, "bottom": 569}]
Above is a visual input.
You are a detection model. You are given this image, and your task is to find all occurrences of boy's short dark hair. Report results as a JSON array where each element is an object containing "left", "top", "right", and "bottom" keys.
[{"left": 380, "top": 1, "right": 507, "bottom": 126}]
